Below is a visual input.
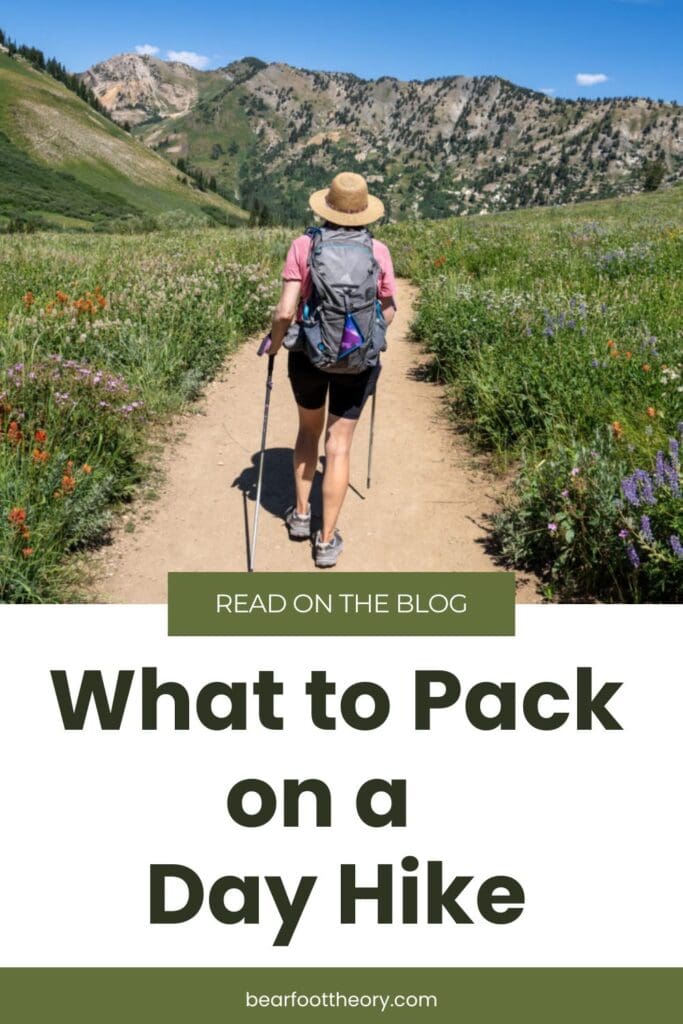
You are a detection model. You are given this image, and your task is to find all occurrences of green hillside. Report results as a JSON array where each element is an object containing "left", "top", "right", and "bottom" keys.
[{"left": 0, "top": 51, "right": 247, "bottom": 230}]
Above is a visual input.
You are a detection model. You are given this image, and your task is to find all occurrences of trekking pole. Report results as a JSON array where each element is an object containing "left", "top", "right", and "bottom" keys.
[
  {"left": 249, "top": 336, "right": 275, "bottom": 573},
  {"left": 366, "top": 387, "right": 377, "bottom": 490}
]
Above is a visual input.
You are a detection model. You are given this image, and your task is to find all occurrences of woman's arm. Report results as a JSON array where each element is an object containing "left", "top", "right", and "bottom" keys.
[
  {"left": 380, "top": 295, "right": 396, "bottom": 326},
  {"left": 267, "top": 280, "right": 301, "bottom": 353}
]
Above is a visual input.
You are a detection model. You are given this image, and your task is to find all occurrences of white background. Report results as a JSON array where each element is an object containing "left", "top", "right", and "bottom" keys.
[{"left": 0, "top": 604, "right": 680, "bottom": 967}]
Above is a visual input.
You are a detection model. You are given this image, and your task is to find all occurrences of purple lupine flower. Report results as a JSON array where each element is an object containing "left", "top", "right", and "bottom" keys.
[
  {"left": 665, "top": 463, "right": 681, "bottom": 497},
  {"left": 669, "top": 535, "right": 683, "bottom": 559},
  {"left": 591, "top": 358, "right": 599, "bottom": 368},
  {"left": 621, "top": 475, "right": 639, "bottom": 507},
  {"left": 626, "top": 545, "right": 641, "bottom": 568},
  {"left": 640, "top": 516, "right": 654, "bottom": 543},
  {"left": 670, "top": 438, "right": 680, "bottom": 467},
  {"left": 635, "top": 469, "right": 656, "bottom": 505},
  {"left": 618, "top": 529, "right": 629, "bottom": 540},
  {"left": 655, "top": 451, "right": 666, "bottom": 486}
]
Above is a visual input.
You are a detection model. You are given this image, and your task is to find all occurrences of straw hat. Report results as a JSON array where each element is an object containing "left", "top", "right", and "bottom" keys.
[{"left": 309, "top": 171, "right": 384, "bottom": 226}]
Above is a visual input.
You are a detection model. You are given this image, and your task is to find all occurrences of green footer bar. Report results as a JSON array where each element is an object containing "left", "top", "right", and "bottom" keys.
[
  {"left": 2, "top": 968, "right": 681, "bottom": 1023},
  {"left": 168, "top": 572, "right": 516, "bottom": 636}
]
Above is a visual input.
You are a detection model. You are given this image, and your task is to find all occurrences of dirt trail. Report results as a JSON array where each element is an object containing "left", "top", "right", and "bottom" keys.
[{"left": 88, "top": 280, "right": 540, "bottom": 601}]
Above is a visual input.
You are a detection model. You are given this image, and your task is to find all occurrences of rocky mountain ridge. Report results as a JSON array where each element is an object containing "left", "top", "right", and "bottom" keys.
[{"left": 83, "top": 53, "right": 683, "bottom": 222}]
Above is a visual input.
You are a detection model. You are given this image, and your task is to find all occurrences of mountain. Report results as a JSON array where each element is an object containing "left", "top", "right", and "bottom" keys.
[
  {"left": 83, "top": 54, "right": 683, "bottom": 223},
  {"left": 0, "top": 47, "right": 247, "bottom": 230}
]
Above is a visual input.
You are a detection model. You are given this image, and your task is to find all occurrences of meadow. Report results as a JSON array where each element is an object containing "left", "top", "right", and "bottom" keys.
[
  {"left": 382, "top": 185, "right": 683, "bottom": 600},
  {"left": 0, "top": 229, "right": 288, "bottom": 600},
  {"left": 1, "top": 185, "right": 681, "bottom": 602}
]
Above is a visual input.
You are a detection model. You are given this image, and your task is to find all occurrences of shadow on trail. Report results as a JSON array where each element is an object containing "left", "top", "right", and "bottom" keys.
[{"left": 232, "top": 446, "right": 324, "bottom": 567}]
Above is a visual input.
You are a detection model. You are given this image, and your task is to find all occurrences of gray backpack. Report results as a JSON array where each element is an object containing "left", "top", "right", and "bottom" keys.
[{"left": 295, "top": 226, "right": 388, "bottom": 374}]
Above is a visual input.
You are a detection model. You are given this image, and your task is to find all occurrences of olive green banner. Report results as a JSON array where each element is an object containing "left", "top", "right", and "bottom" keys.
[
  {"left": 2, "top": 968, "right": 680, "bottom": 1023},
  {"left": 167, "top": 572, "right": 515, "bottom": 635}
]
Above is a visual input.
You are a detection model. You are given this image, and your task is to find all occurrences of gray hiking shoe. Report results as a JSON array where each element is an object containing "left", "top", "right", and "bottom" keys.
[
  {"left": 314, "top": 529, "right": 344, "bottom": 568},
  {"left": 285, "top": 504, "right": 311, "bottom": 539}
]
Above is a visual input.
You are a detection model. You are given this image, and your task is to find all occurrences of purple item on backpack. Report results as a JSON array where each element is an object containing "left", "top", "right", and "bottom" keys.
[{"left": 338, "top": 314, "right": 364, "bottom": 359}]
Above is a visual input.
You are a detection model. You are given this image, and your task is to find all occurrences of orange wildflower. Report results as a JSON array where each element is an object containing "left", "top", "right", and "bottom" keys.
[
  {"left": 642, "top": 364, "right": 650, "bottom": 372},
  {"left": 81, "top": 463, "right": 93, "bottom": 475},
  {"left": 625, "top": 351, "right": 632, "bottom": 360},
  {"left": 21, "top": 548, "right": 34, "bottom": 558},
  {"left": 56, "top": 290, "right": 69, "bottom": 304},
  {"left": 21, "top": 526, "right": 30, "bottom": 540},
  {"left": 647, "top": 407, "right": 656, "bottom": 418},
  {"left": 7, "top": 421, "right": 22, "bottom": 444},
  {"left": 62, "top": 475, "right": 76, "bottom": 494},
  {"left": 607, "top": 339, "right": 616, "bottom": 349},
  {"left": 612, "top": 421, "right": 623, "bottom": 438},
  {"left": 433, "top": 256, "right": 446, "bottom": 268},
  {"left": 8, "top": 507, "right": 26, "bottom": 525},
  {"left": 34, "top": 428, "right": 47, "bottom": 444},
  {"left": 22, "top": 291, "right": 35, "bottom": 308},
  {"left": 33, "top": 448, "right": 50, "bottom": 463}
]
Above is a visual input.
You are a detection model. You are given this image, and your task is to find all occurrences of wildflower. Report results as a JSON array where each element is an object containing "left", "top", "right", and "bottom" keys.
[
  {"left": 591, "top": 359, "right": 599, "bottom": 368},
  {"left": 21, "top": 548, "right": 34, "bottom": 558},
  {"left": 626, "top": 545, "right": 641, "bottom": 569},
  {"left": 621, "top": 476, "right": 639, "bottom": 507},
  {"left": 618, "top": 529, "right": 629, "bottom": 540},
  {"left": 62, "top": 474, "right": 76, "bottom": 494},
  {"left": 571, "top": 467, "right": 581, "bottom": 477},
  {"left": 81, "top": 463, "right": 93, "bottom": 475},
  {"left": 670, "top": 439, "right": 680, "bottom": 466},
  {"left": 640, "top": 515, "right": 654, "bottom": 543},
  {"left": 634, "top": 469, "right": 656, "bottom": 506},
  {"left": 34, "top": 429, "right": 47, "bottom": 444},
  {"left": 647, "top": 407, "right": 656, "bottom": 418},
  {"left": 625, "top": 351, "right": 632, "bottom": 360},
  {"left": 611, "top": 421, "right": 623, "bottom": 439},
  {"left": 56, "top": 290, "right": 69, "bottom": 304},
  {"left": 642, "top": 364, "right": 650, "bottom": 372},
  {"left": 561, "top": 489, "right": 569, "bottom": 498},
  {"left": 547, "top": 522, "right": 558, "bottom": 533},
  {"left": 33, "top": 448, "right": 49, "bottom": 463},
  {"left": 7, "top": 421, "right": 22, "bottom": 444},
  {"left": 8, "top": 507, "right": 26, "bottom": 525},
  {"left": 670, "top": 535, "right": 683, "bottom": 559}
]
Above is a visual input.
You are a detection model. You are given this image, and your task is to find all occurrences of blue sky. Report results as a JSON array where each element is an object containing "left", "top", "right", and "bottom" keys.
[{"left": 1, "top": 0, "right": 681, "bottom": 100}]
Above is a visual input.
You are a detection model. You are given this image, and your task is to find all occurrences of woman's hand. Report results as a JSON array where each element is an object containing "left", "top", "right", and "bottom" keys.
[{"left": 269, "top": 279, "right": 302, "bottom": 352}]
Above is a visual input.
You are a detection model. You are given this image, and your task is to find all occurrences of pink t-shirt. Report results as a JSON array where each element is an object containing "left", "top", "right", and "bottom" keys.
[{"left": 282, "top": 233, "right": 397, "bottom": 319}]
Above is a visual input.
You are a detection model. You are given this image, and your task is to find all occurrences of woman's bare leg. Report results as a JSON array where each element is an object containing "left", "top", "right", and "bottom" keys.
[
  {"left": 321, "top": 414, "right": 358, "bottom": 542},
  {"left": 293, "top": 404, "right": 325, "bottom": 513}
]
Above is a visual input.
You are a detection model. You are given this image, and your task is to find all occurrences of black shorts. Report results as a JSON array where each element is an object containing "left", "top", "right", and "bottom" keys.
[{"left": 287, "top": 350, "right": 381, "bottom": 421}]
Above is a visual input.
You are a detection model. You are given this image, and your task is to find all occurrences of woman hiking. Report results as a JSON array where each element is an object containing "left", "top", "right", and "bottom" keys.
[{"left": 264, "top": 172, "right": 397, "bottom": 567}]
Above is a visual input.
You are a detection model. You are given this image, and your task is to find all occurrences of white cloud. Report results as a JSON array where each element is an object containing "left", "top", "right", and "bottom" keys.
[
  {"left": 576, "top": 73, "right": 609, "bottom": 87},
  {"left": 135, "top": 44, "right": 159, "bottom": 57},
  {"left": 166, "top": 50, "right": 211, "bottom": 70}
]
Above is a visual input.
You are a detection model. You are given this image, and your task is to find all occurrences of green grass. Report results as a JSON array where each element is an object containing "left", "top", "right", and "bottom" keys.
[
  {"left": 381, "top": 185, "right": 683, "bottom": 601},
  {"left": 0, "top": 227, "right": 291, "bottom": 601},
  {"left": 0, "top": 52, "right": 247, "bottom": 229}
]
